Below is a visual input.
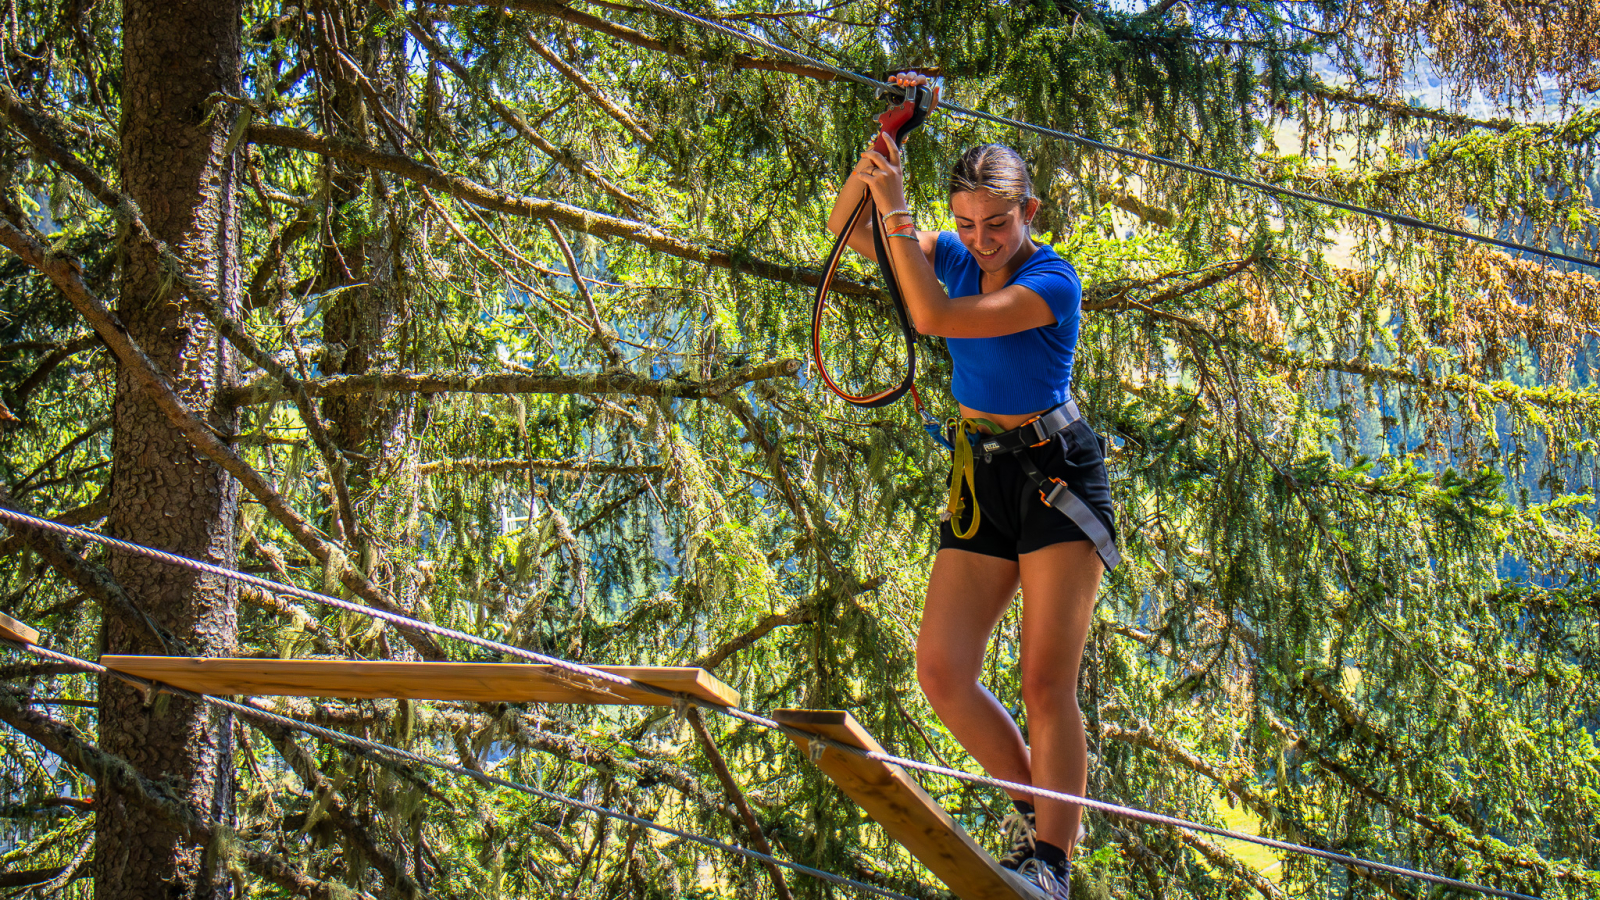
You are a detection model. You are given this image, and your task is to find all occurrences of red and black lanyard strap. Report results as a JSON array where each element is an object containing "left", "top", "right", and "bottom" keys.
[{"left": 810, "top": 83, "right": 939, "bottom": 418}]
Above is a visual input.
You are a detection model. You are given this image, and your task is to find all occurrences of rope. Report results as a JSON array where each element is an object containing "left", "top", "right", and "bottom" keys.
[
  {"left": 0, "top": 507, "right": 1541, "bottom": 899},
  {"left": 603, "top": 0, "right": 1600, "bottom": 273},
  {"left": 0, "top": 639, "right": 918, "bottom": 900}
]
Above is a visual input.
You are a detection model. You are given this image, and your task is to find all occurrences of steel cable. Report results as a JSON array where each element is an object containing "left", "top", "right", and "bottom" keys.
[
  {"left": 604, "top": 0, "right": 1599, "bottom": 273},
  {"left": 0, "top": 507, "right": 1542, "bottom": 899}
]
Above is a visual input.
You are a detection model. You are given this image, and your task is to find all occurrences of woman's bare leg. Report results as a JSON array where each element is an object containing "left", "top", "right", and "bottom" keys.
[
  {"left": 1017, "top": 540, "right": 1103, "bottom": 854},
  {"left": 915, "top": 548, "right": 1032, "bottom": 799}
]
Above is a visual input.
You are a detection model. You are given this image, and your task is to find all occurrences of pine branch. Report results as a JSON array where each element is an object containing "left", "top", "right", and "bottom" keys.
[
  {"left": 545, "top": 218, "right": 626, "bottom": 366},
  {"left": 407, "top": 18, "right": 650, "bottom": 217},
  {"left": 430, "top": 0, "right": 843, "bottom": 83},
  {"left": 0, "top": 664, "right": 82, "bottom": 680},
  {"left": 0, "top": 865, "right": 83, "bottom": 888},
  {"left": 245, "top": 123, "right": 882, "bottom": 298},
  {"left": 11, "top": 417, "right": 110, "bottom": 495},
  {"left": 685, "top": 708, "right": 794, "bottom": 900},
  {"left": 1173, "top": 827, "right": 1284, "bottom": 900},
  {"left": 0, "top": 484, "right": 188, "bottom": 656},
  {"left": 520, "top": 32, "right": 656, "bottom": 145},
  {"left": 249, "top": 720, "right": 424, "bottom": 899},
  {"left": 715, "top": 393, "right": 824, "bottom": 562},
  {"left": 693, "top": 606, "right": 814, "bottom": 671},
  {"left": 1255, "top": 661, "right": 1595, "bottom": 888},
  {"left": 541, "top": 485, "right": 651, "bottom": 558},
  {"left": 237, "top": 586, "right": 349, "bottom": 657},
  {"left": 226, "top": 358, "right": 802, "bottom": 406},
  {"left": 0, "top": 213, "right": 447, "bottom": 662},
  {"left": 1252, "top": 340, "right": 1600, "bottom": 417},
  {"left": 1093, "top": 186, "right": 1177, "bottom": 228},
  {"left": 447, "top": 707, "right": 740, "bottom": 825},
  {"left": 0, "top": 689, "right": 377, "bottom": 900},
  {"left": 9, "top": 334, "right": 98, "bottom": 417},
  {"left": 1310, "top": 753, "right": 1596, "bottom": 888},
  {"left": 417, "top": 457, "right": 665, "bottom": 477},
  {"left": 1294, "top": 79, "right": 1526, "bottom": 134},
  {"left": 1, "top": 83, "right": 364, "bottom": 544},
  {"left": 1100, "top": 717, "right": 1414, "bottom": 900},
  {"left": 1132, "top": 297, "right": 1600, "bottom": 418},
  {"left": 1084, "top": 254, "right": 1260, "bottom": 312},
  {"left": 244, "top": 203, "right": 318, "bottom": 312},
  {"left": 692, "top": 576, "right": 880, "bottom": 671}
]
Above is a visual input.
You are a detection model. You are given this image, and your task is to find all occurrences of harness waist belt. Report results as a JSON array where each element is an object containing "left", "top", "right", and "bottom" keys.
[
  {"left": 955, "top": 400, "right": 1120, "bottom": 570},
  {"left": 976, "top": 399, "right": 1083, "bottom": 457}
]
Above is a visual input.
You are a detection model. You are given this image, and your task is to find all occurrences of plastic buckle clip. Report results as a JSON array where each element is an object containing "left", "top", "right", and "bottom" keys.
[{"left": 921, "top": 407, "right": 954, "bottom": 451}]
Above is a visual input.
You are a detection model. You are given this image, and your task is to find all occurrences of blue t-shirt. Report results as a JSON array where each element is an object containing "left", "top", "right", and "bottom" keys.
[{"left": 932, "top": 230, "right": 1082, "bottom": 415}]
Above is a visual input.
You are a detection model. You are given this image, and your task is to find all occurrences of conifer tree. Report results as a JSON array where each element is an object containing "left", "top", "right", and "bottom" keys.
[{"left": 0, "top": 1, "right": 1595, "bottom": 897}]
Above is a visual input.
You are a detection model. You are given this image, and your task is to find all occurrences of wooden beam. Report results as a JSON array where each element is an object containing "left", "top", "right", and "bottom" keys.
[
  {"left": 0, "top": 611, "right": 40, "bottom": 645},
  {"left": 100, "top": 657, "right": 739, "bottom": 707},
  {"left": 773, "top": 709, "right": 1044, "bottom": 900}
]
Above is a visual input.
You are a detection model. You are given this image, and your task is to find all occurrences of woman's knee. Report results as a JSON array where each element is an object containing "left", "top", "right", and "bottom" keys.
[
  {"left": 1020, "top": 661, "right": 1081, "bottom": 716},
  {"left": 916, "top": 652, "right": 979, "bottom": 708}
]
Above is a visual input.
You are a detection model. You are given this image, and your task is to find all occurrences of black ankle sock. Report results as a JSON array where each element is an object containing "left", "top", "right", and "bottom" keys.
[
  {"left": 1012, "top": 799, "right": 1036, "bottom": 817},
  {"left": 1034, "top": 839, "right": 1068, "bottom": 869}
]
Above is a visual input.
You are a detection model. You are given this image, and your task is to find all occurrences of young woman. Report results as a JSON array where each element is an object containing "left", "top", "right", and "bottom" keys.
[{"left": 825, "top": 76, "right": 1117, "bottom": 900}]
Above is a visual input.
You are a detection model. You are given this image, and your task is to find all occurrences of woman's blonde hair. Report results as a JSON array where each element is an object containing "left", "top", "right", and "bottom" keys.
[{"left": 947, "top": 144, "right": 1035, "bottom": 206}]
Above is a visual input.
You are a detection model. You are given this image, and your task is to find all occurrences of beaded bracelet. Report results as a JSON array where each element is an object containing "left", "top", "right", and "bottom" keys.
[{"left": 882, "top": 209, "right": 913, "bottom": 221}]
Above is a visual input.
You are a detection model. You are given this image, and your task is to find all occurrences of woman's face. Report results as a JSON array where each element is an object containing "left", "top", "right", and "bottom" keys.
[{"left": 949, "top": 190, "right": 1039, "bottom": 274}]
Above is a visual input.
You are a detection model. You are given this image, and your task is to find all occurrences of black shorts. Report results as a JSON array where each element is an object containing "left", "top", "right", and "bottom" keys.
[{"left": 937, "top": 419, "right": 1118, "bottom": 561}]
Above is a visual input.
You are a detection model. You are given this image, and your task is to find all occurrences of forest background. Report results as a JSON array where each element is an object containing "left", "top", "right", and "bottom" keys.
[{"left": 0, "top": 0, "right": 1597, "bottom": 898}]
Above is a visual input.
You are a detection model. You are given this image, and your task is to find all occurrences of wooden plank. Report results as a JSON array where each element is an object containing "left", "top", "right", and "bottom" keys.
[
  {"left": 0, "top": 611, "right": 40, "bottom": 645},
  {"left": 774, "top": 709, "right": 1044, "bottom": 900},
  {"left": 99, "top": 657, "right": 739, "bottom": 707}
]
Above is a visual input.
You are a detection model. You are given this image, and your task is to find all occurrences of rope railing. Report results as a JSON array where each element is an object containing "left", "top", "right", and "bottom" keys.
[
  {"left": 0, "top": 506, "right": 1543, "bottom": 899},
  {"left": 599, "top": 0, "right": 1599, "bottom": 274}
]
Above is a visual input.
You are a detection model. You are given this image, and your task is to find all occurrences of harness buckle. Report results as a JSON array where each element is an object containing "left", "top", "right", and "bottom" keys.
[
  {"left": 1041, "top": 477, "right": 1070, "bottom": 507},
  {"left": 1028, "top": 418, "right": 1052, "bottom": 446}
]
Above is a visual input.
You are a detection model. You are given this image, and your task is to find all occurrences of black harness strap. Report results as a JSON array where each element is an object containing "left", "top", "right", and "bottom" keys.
[{"left": 973, "top": 400, "right": 1121, "bottom": 570}]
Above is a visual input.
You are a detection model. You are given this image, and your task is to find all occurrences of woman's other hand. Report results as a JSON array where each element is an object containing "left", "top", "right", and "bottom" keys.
[
  {"left": 852, "top": 129, "right": 908, "bottom": 212},
  {"left": 889, "top": 71, "right": 928, "bottom": 89}
]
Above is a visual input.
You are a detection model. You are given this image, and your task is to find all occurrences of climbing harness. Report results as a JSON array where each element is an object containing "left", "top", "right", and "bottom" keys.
[
  {"left": 810, "top": 81, "right": 953, "bottom": 448},
  {"left": 942, "top": 400, "right": 1121, "bottom": 570}
]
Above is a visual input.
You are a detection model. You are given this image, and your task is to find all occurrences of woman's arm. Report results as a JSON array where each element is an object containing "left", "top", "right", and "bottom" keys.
[
  {"left": 824, "top": 155, "right": 880, "bottom": 262},
  {"left": 862, "top": 139, "right": 1055, "bottom": 338},
  {"left": 826, "top": 73, "right": 933, "bottom": 264}
]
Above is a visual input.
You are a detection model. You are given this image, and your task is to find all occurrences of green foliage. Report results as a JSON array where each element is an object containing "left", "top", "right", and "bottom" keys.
[{"left": 1, "top": 0, "right": 1598, "bottom": 898}]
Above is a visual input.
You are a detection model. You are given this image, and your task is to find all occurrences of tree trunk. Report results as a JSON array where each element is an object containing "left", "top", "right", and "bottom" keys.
[{"left": 99, "top": 1, "right": 242, "bottom": 896}]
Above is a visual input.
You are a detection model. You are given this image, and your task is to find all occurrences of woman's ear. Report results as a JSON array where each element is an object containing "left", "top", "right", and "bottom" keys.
[{"left": 1022, "top": 196, "right": 1042, "bottom": 226}]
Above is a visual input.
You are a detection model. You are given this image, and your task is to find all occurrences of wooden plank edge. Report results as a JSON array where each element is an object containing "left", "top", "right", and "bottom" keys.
[
  {"left": 774, "top": 708, "right": 1046, "bottom": 900},
  {"left": 0, "top": 611, "right": 40, "bottom": 645},
  {"left": 95, "top": 656, "right": 740, "bottom": 707},
  {"left": 595, "top": 665, "right": 741, "bottom": 708}
]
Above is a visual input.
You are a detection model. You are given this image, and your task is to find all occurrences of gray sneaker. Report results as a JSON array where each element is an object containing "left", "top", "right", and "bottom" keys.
[
  {"left": 1015, "top": 858, "right": 1071, "bottom": 900},
  {"left": 997, "top": 809, "right": 1036, "bottom": 870}
]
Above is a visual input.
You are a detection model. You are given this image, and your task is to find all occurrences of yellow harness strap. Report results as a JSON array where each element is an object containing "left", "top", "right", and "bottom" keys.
[{"left": 944, "top": 418, "right": 999, "bottom": 539}]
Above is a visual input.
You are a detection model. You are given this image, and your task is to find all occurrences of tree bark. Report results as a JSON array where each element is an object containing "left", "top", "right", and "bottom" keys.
[{"left": 99, "top": 1, "right": 242, "bottom": 896}]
